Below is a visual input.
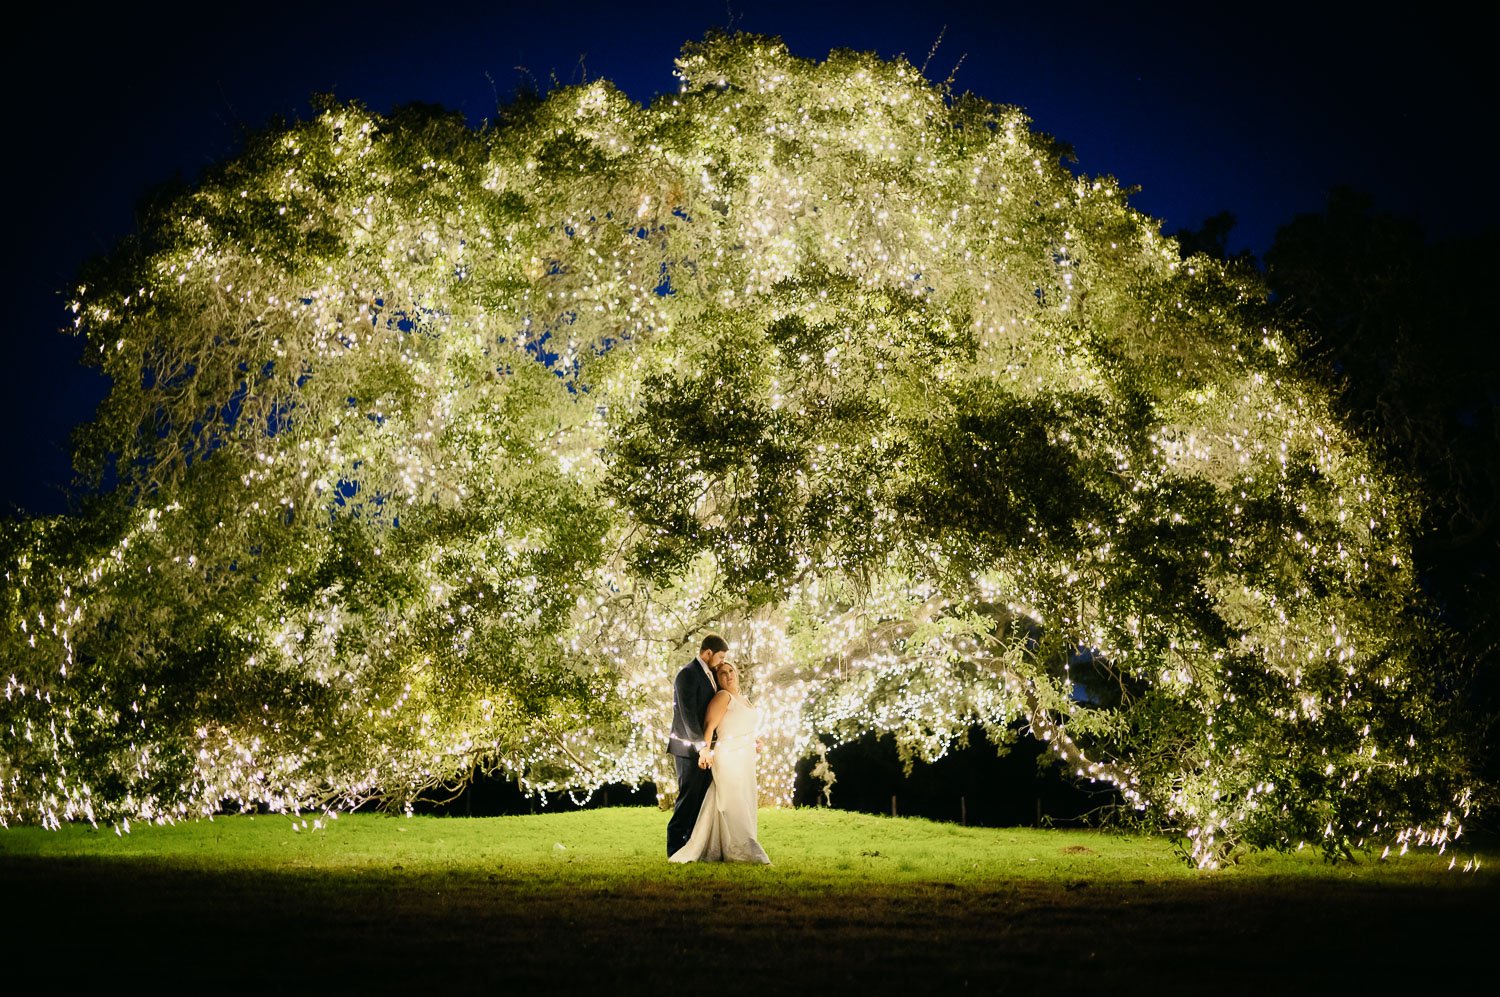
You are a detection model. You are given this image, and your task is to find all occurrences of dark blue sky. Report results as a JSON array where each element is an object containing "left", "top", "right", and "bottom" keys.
[{"left": 6, "top": 1, "right": 1485, "bottom": 517}]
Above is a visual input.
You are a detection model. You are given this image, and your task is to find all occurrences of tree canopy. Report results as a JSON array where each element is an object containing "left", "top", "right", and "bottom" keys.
[{"left": 0, "top": 33, "right": 1473, "bottom": 864}]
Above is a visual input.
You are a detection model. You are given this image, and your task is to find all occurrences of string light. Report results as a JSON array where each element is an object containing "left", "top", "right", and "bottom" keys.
[{"left": 0, "top": 34, "right": 1472, "bottom": 868}]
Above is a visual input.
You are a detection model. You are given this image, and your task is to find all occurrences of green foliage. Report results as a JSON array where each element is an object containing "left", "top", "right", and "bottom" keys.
[
  {"left": 0, "top": 33, "right": 1474, "bottom": 864},
  {"left": 1265, "top": 189, "right": 1499, "bottom": 799}
]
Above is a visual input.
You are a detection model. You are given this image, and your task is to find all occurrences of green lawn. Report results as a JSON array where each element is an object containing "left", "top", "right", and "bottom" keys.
[{"left": 2, "top": 808, "right": 1493, "bottom": 993}]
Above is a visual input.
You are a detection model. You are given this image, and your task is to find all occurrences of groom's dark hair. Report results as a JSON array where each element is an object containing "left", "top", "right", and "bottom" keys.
[{"left": 700, "top": 634, "right": 729, "bottom": 655}]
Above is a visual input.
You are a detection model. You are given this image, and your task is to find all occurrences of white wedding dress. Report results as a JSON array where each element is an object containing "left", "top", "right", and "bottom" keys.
[{"left": 668, "top": 692, "right": 771, "bottom": 864}]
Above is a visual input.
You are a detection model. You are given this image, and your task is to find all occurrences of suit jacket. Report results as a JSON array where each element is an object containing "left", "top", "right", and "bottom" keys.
[{"left": 667, "top": 658, "right": 717, "bottom": 759}]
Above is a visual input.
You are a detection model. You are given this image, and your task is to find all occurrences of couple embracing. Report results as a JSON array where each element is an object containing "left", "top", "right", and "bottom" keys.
[{"left": 666, "top": 635, "right": 772, "bottom": 864}]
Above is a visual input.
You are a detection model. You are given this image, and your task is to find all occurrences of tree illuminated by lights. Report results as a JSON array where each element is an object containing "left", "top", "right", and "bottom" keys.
[{"left": 0, "top": 33, "right": 1473, "bottom": 865}]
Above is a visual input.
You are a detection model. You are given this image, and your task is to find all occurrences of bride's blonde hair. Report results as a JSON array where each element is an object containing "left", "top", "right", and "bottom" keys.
[{"left": 714, "top": 660, "right": 749, "bottom": 694}]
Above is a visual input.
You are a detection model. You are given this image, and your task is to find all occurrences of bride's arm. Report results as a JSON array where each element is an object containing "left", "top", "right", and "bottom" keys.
[{"left": 698, "top": 691, "right": 732, "bottom": 768}]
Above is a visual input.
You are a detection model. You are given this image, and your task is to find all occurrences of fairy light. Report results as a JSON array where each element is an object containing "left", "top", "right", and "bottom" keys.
[{"left": 0, "top": 34, "right": 1473, "bottom": 869}]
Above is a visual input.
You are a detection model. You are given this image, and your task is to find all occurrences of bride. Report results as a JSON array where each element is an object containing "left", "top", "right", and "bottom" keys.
[{"left": 668, "top": 660, "right": 771, "bottom": 864}]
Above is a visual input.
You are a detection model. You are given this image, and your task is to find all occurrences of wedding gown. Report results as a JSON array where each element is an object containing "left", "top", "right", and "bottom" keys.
[{"left": 668, "top": 692, "right": 771, "bottom": 864}]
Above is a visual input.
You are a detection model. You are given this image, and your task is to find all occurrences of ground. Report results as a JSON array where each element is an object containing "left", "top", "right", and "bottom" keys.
[{"left": 1, "top": 808, "right": 1492, "bottom": 992}]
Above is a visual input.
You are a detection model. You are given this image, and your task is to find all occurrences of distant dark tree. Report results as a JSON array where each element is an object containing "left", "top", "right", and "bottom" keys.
[
  {"left": 1173, "top": 209, "right": 1239, "bottom": 261},
  {"left": 1266, "top": 187, "right": 1500, "bottom": 793}
]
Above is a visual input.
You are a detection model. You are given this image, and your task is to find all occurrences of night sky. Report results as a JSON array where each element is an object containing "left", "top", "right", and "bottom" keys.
[{"left": 6, "top": 1, "right": 1485, "bottom": 517}]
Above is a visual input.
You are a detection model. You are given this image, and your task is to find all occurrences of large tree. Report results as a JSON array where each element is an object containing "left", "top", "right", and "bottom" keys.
[{"left": 0, "top": 34, "right": 1473, "bottom": 864}]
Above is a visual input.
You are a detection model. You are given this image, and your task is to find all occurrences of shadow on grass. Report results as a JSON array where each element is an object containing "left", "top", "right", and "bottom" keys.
[{"left": 2, "top": 855, "right": 1492, "bottom": 993}]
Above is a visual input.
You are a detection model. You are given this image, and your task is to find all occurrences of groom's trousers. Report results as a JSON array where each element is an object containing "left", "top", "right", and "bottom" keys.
[{"left": 667, "top": 754, "right": 714, "bottom": 856}]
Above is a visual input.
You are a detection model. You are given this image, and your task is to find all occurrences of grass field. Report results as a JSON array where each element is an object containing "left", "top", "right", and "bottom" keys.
[{"left": 2, "top": 808, "right": 1494, "bottom": 993}]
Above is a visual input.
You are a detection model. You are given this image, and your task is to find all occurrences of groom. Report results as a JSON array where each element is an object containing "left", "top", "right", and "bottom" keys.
[{"left": 666, "top": 634, "right": 728, "bottom": 856}]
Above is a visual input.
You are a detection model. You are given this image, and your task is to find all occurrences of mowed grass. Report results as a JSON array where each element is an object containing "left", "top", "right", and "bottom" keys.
[{"left": 3, "top": 808, "right": 1494, "bottom": 993}]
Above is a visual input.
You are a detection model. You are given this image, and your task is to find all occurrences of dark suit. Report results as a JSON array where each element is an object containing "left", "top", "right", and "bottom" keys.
[{"left": 666, "top": 658, "right": 717, "bottom": 856}]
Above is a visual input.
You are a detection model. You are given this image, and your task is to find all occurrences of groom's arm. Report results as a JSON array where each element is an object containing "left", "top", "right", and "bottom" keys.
[{"left": 675, "top": 667, "right": 710, "bottom": 747}]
